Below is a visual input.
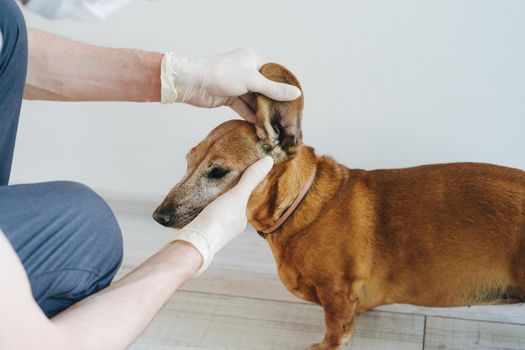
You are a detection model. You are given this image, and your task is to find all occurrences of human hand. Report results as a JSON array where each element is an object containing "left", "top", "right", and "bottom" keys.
[
  {"left": 169, "top": 156, "right": 274, "bottom": 276},
  {"left": 160, "top": 48, "right": 302, "bottom": 122}
]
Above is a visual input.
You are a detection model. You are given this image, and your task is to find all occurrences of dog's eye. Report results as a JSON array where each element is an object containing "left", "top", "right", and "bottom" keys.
[{"left": 207, "top": 167, "right": 230, "bottom": 179}]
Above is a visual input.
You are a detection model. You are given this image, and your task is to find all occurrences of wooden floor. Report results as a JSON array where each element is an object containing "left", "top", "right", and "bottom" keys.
[{"left": 109, "top": 200, "right": 525, "bottom": 350}]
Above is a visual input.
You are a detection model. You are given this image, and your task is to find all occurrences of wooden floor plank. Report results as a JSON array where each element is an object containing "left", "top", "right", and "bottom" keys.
[
  {"left": 130, "top": 291, "right": 424, "bottom": 350},
  {"left": 376, "top": 303, "right": 525, "bottom": 326},
  {"left": 424, "top": 317, "right": 525, "bottom": 350}
]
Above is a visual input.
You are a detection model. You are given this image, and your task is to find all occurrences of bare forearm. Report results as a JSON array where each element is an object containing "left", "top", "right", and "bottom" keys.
[
  {"left": 50, "top": 241, "right": 201, "bottom": 350},
  {"left": 25, "top": 28, "right": 162, "bottom": 102},
  {"left": 0, "top": 233, "right": 201, "bottom": 350}
]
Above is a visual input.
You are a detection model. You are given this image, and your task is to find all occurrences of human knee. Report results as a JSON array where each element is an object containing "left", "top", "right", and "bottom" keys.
[
  {"left": 52, "top": 181, "right": 123, "bottom": 272},
  {"left": 52, "top": 181, "right": 112, "bottom": 218}
]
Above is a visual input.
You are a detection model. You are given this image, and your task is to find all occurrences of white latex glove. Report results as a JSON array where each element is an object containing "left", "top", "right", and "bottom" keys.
[
  {"left": 170, "top": 156, "right": 274, "bottom": 277},
  {"left": 160, "top": 48, "right": 302, "bottom": 122}
]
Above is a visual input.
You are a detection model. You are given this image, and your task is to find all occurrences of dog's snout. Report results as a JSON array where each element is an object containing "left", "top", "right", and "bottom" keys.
[{"left": 153, "top": 203, "right": 175, "bottom": 227}]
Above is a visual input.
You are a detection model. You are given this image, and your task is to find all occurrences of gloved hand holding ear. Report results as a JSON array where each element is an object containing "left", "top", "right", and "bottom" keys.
[
  {"left": 169, "top": 156, "right": 274, "bottom": 277},
  {"left": 160, "top": 48, "right": 302, "bottom": 122}
]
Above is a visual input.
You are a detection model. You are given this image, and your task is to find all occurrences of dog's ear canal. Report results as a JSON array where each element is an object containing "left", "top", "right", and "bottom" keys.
[{"left": 255, "top": 63, "right": 304, "bottom": 157}]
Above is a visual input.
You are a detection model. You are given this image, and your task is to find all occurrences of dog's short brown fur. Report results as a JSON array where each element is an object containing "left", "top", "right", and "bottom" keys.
[{"left": 154, "top": 63, "right": 525, "bottom": 349}]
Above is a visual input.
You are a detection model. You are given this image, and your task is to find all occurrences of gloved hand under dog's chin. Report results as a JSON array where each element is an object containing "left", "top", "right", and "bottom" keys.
[{"left": 165, "top": 157, "right": 273, "bottom": 256}]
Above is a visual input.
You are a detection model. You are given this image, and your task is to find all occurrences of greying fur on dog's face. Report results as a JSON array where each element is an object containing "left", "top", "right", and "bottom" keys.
[
  {"left": 153, "top": 120, "right": 262, "bottom": 228},
  {"left": 153, "top": 63, "right": 304, "bottom": 228}
]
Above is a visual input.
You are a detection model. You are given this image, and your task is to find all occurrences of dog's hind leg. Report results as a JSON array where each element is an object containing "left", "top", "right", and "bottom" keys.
[{"left": 309, "top": 288, "right": 357, "bottom": 350}]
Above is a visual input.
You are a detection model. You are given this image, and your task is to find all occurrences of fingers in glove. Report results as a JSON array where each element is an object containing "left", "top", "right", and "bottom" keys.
[
  {"left": 231, "top": 156, "right": 274, "bottom": 201},
  {"left": 228, "top": 97, "right": 256, "bottom": 123},
  {"left": 239, "top": 93, "right": 256, "bottom": 110},
  {"left": 246, "top": 71, "right": 302, "bottom": 102}
]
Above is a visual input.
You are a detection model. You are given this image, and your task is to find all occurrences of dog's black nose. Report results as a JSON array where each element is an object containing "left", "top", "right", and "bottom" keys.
[{"left": 153, "top": 203, "right": 174, "bottom": 226}]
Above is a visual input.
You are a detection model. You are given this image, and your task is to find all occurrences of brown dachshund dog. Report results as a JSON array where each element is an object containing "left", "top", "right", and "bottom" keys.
[{"left": 153, "top": 63, "right": 525, "bottom": 349}]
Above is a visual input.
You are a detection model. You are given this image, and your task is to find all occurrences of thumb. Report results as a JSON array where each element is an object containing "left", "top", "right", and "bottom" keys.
[
  {"left": 247, "top": 72, "right": 302, "bottom": 101},
  {"left": 233, "top": 156, "right": 274, "bottom": 199}
]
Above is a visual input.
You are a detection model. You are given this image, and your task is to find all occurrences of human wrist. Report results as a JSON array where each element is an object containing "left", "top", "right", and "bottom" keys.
[
  {"left": 132, "top": 49, "right": 162, "bottom": 102},
  {"left": 163, "top": 240, "right": 204, "bottom": 279},
  {"left": 143, "top": 51, "right": 163, "bottom": 102},
  {"left": 112, "top": 48, "right": 162, "bottom": 102},
  {"left": 160, "top": 52, "right": 203, "bottom": 104},
  {"left": 169, "top": 226, "right": 217, "bottom": 278},
  {"left": 160, "top": 52, "right": 177, "bottom": 104}
]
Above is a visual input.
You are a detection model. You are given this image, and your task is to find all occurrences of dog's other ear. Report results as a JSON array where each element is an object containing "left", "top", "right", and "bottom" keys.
[{"left": 255, "top": 63, "right": 304, "bottom": 159}]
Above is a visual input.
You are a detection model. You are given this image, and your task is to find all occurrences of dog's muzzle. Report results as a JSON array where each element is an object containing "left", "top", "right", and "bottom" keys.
[{"left": 153, "top": 202, "right": 175, "bottom": 227}]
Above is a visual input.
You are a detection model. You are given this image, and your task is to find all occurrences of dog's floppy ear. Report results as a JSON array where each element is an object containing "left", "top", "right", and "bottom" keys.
[{"left": 255, "top": 63, "right": 304, "bottom": 159}]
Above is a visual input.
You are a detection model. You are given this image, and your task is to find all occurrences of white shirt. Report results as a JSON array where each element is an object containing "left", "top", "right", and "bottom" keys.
[
  {"left": 25, "top": 0, "right": 133, "bottom": 21},
  {"left": 0, "top": 0, "right": 132, "bottom": 53}
]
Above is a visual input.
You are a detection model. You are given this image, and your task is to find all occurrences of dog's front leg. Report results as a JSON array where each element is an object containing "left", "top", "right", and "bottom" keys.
[{"left": 309, "top": 290, "right": 357, "bottom": 350}]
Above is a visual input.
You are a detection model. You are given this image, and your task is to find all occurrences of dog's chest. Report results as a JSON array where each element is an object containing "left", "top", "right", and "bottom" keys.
[{"left": 274, "top": 256, "right": 320, "bottom": 305}]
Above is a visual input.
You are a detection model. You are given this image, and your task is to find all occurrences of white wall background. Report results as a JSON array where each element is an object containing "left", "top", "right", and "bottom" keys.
[{"left": 12, "top": 0, "right": 525, "bottom": 201}]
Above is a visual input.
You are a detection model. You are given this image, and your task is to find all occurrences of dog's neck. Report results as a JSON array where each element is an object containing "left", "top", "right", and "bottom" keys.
[
  {"left": 247, "top": 145, "right": 340, "bottom": 239},
  {"left": 258, "top": 167, "right": 317, "bottom": 235}
]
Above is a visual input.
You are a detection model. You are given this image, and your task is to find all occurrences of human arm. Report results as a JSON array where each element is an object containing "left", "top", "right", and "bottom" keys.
[
  {"left": 0, "top": 156, "right": 273, "bottom": 350},
  {"left": 24, "top": 28, "right": 162, "bottom": 102},
  {"left": 0, "top": 233, "right": 200, "bottom": 350},
  {"left": 25, "top": 28, "right": 301, "bottom": 121}
]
